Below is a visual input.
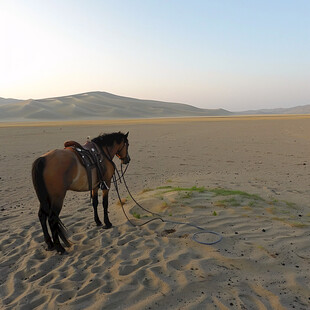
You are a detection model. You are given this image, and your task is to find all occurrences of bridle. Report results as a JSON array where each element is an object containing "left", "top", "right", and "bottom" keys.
[
  {"left": 99, "top": 139, "right": 130, "bottom": 183},
  {"left": 116, "top": 141, "right": 130, "bottom": 162}
]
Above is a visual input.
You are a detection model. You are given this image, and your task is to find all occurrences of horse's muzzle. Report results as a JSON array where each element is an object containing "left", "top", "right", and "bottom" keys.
[{"left": 122, "top": 154, "right": 131, "bottom": 165}]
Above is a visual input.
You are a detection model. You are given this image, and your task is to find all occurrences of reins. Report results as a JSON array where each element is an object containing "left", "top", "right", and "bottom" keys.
[
  {"left": 111, "top": 163, "right": 223, "bottom": 246},
  {"left": 100, "top": 146, "right": 125, "bottom": 183}
]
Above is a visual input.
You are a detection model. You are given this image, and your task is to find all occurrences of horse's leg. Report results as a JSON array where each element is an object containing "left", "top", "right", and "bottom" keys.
[
  {"left": 92, "top": 188, "right": 102, "bottom": 226},
  {"left": 102, "top": 191, "right": 112, "bottom": 229},
  {"left": 48, "top": 214, "right": 66, "bottom": 254},
  {"left": 48, "top": 198, "right": 66, "bottom": 254},
  {"left": 38, "top": 207, "right": 54, "bottom": 250}
]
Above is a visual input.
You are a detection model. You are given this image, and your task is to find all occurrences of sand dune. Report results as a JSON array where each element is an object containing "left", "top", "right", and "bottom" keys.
[
  {"left": 240, "top": 104, "right": 310, "bottom": 115},
  {"left": 1, "top": 92, "right": 310, "bottom": 122},
  {"left": 0, "top": 92, "right": 231, "bottom": 121},
  {"left": 1, "top": 116, "right": 310, "bottom": 309}
]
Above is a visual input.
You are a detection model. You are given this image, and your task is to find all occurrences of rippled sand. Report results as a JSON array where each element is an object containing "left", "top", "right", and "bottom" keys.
[{"left": 1, "top": 116, "right": 310, "bottom": 309}]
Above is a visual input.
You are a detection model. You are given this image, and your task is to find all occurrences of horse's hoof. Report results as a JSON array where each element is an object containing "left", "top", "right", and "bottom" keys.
[
  {"left": 103, "top": 224, "right": 112, "bottom": 230},
  {"left": 96, "top": 221, "right": 103, "bottom": 227},
  {"left": 46, "top": 243, "right": 55, "bottom": 251},
  {"left": 58, "top": 250, "right": 68, "bottom": 255},
  {"left": 55, "top": 245, "right": 67, "bottom": 255}
]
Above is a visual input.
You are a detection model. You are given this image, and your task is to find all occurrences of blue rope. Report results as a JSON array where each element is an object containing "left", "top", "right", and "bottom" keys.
[
  {"left": 163, "top": 219, "right": 223, "bottom": 245},
  {"left": 119, "top": 165, "right": 223, "bottom": 246}
]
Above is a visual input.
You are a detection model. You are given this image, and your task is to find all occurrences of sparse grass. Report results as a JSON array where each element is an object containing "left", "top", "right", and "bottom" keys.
[
  {"left": 156, "top": 186, "right": 206, "bottom": 193},
  {"left": 214, "top": 197, "right": 240, "bottom": 207},
  {"left": 132, "top": 212, "right": 141, "bottom": 219},
  {"left": 162, "top": 201, "right": 168, "bottom": 208},
  {"left": 224, "top": 197, "right": 240, "bottom": 206},
  {"left": 156, "top": 186, "right": 263, "bottom": 203},
  {"left": 182, "top": 192, "right": 193, "bottom": 199},
  {"left": 209, "top": 188, "right": 264, "bottom": 200},
  {"left": 157, "top": 185, "right": 173, "bottom": 190},
  {"left": 140, "top": 186, "right": 305, "bottom": 228},
  {"left": 284, "top": 201, "right": 297, "bottom": 209},
  {"left": 140, "top": 188, "right": 153, "bottom": 194}
]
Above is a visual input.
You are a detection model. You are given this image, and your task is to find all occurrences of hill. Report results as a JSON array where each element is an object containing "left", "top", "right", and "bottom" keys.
[
  {"left": 0, "top": 92, "right": 232, "bottom": 121},
  {"left": 238, "top": 104, "right": 310, "bottom": 115}
]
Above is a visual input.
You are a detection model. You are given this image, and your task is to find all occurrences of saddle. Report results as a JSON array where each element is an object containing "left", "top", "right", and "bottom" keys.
[{"left": 64, "top": 140, "right": 108, "bottom": 195}]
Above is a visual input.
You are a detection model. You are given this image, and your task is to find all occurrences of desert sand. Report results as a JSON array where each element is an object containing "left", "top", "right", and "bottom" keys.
[{"left": 0, "top": 115, "right": 310, "bottom": 309}]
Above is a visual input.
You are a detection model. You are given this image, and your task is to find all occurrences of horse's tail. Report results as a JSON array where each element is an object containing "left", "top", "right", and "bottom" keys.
[
  {"left": 32, "top": 157, "right": 71, "bottom": 247},
  {"left": 32, "top": 157, "right": 50, "bottom": 214},
  {"left": 56, "top": 218, "right": 71, "bottom": 247}
]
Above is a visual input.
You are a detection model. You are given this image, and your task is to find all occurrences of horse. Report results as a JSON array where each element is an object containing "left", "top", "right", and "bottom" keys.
[{"left": 32, "top": 131, "right": 130, "bottom": 254}]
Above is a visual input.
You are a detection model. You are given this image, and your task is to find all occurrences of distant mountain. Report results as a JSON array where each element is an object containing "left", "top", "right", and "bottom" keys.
[
  {"left": 0, "top": 91, "right": 232, "bottom": 121},
  {"left": 1, "top": 92, "right": 309, "bottom": 121},
  {"left": 0, "top": 97, "right": 24, "bottom": 105},
  {"left": 237, "top": 104, "right": 310, "bottom": 115}
]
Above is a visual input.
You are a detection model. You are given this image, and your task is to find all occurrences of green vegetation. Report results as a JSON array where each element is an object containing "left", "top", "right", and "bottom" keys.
[
  {"left": 157, "top": 186, "right": 172, "bottom": 190},
  {"left": 134, "top": 184, "right": 308, "bottom": 229},
  {"left": 134, "top": 184, "right": 308, "bottom": 230},
  {"left": 209, "top": 188, "right": 264, "bottom": 200},
  {"left": 132, "top": 212, "right": 141, "bottom": 219},
  {"left": 284, "top": 201, "right": 297, "bottom": 209},
  {"left": 156, "top": 185, "right": 206, "bottom": 193},
  {"left": 155, "top": 186, "right": 263, "bottom": 201},
  {"left": 162, "top": 201, "right": 168, "bottom": 208},
  {"left": 248, "top": 201, "right": 255, "bottom": 207},
  {"left": 182, "top": 192, "right": 193, "bottom": 199},
  {"left": 218, "top": 197, "right": 240, "bottom": 206},
  {"left": 140, "top": 188, "right": 154, "bottom": 194}
]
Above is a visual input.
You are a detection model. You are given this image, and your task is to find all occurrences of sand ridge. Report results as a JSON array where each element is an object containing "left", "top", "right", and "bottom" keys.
[{"left": 1, "top": 117, "right": 310, "bottom": 309}]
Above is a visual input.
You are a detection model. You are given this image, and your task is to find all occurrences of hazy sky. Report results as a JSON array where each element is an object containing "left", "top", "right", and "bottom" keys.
[{"left": 0, "top": 1, "right": 309, "bottom": 111}]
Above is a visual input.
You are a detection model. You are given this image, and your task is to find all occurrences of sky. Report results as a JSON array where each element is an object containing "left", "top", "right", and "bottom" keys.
[{"left": 0, "top": 0, "right": 309, "bottom": 111}]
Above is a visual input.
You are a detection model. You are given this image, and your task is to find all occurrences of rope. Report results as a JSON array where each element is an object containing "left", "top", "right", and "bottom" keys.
[
  {"left": 111, "top": 165, "right": 223, "bottom": 246},
  {"left": 113, "top": 173, "right": 164, "bottom": 227},
  {"left": 162, "top": 219, "right": 223, "bottom": 245}
]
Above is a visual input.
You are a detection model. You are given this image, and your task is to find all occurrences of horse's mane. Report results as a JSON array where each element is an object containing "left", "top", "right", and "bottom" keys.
[{"left": 91, "top": 132, "right": 127, "bottom": 147}]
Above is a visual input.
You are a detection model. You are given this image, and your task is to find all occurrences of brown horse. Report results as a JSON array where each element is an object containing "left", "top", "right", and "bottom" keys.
[{"left": 32, "top": 131, "right": 130, "bottom": 254}]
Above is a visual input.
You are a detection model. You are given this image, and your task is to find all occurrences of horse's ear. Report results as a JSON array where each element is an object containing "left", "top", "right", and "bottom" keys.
[{"left": 125, "top": 131, "right": 129, "bottom": 137}]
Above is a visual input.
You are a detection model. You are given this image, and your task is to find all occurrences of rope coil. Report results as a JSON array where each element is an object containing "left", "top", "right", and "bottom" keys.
[{"left": 112, "top": 164, "right": 223, "bottom": 246}]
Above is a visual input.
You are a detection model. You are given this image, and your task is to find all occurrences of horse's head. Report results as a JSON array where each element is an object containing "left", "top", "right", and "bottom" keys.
[{"left": 116, "top": 132, "right": 130, "bottom": 165}]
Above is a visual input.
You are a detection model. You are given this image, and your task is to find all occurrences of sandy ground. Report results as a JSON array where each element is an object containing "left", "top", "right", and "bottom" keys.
[{"left": 0, "top": 115, "right": 310, "bottom": 309}]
